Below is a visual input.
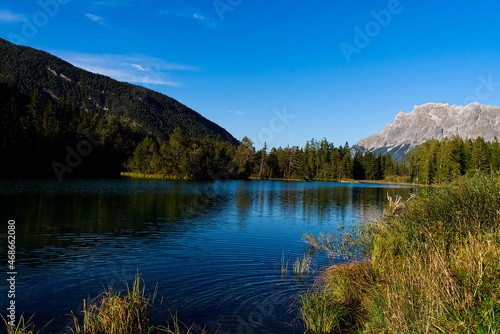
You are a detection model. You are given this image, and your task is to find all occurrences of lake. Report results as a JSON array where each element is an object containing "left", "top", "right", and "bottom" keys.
[{"left": 0, "top": 178, "right": 414, "bottom": 333}]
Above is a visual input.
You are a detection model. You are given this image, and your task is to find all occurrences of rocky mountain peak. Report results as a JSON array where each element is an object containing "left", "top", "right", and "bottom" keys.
[{"left": 353, "top": 102, "right": 500, "bottom": 160}]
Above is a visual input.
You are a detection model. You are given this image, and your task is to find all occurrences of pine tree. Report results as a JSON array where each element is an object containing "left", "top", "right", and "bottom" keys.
[
  {"left": 257, "top": 142, "right": 268, "bottom": 179},
  {"left": 471, "top": 137, "right": 489, "bottom": 172},
  {"left": 233, "top": 136, "right": 255, "bottom": 177}
]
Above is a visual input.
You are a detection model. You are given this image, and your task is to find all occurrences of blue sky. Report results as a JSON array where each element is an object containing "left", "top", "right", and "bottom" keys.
[{"left": 1, "top": 0, "right": 500, "bottom": 149}]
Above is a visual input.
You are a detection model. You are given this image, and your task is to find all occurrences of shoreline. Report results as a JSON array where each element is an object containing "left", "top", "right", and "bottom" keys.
[
  {"left": 299, "top": 173, "right": 500, "bottom": 333},
  {"left": 122, "top": 172, "right": 417, "bottom": 187}
]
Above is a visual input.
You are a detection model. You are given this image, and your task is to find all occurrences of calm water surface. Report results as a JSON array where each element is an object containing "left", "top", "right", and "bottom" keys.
[{"left": 0, "top": 179, "right": 414, "bottom": 333}]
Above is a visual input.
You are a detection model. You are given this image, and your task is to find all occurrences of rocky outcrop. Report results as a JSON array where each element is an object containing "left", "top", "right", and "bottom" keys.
[{"left": 353, "top": 102, "right": 500, "bottom": 160}]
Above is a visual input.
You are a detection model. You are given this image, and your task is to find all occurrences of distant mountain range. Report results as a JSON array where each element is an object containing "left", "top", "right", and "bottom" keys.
[
  {"left": 0, "top": 37, "right": 238, "bottom": 144},
  {"left": 353, "top": 102, "right": 500, "bottom": 160}
]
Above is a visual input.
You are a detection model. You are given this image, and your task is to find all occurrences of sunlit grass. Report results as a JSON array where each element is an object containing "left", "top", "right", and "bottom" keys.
[
  {"left": 293, "top": 255, "right": 312, "bottom": 275},
  {"left": 300, "top": 173, "right": 500, "bottom": 333},
  {"left": 71, "top": 275, "right": 156, "bottom": 334},
  {"left": 5, "top": 275, "right": 210, "bottom": 334},
  {"left": 2, "top": 314, "right": 37, "bottom": 334}
]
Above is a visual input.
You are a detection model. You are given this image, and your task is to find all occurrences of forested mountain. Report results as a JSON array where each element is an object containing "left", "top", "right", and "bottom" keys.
[
  {"left": 0, "top": 37, "right": 237, "bottom": 144},
  {"left": 354, "top": 103, "right": 500, "bottom": 160},
  {"left": 0, "top": 83, "right": 146, "bottom": 177}
]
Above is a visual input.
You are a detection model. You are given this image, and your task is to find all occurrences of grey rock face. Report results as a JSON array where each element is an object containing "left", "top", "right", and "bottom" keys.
[{"left": 354, "top": 102, "right": 500, "bottom": 160}]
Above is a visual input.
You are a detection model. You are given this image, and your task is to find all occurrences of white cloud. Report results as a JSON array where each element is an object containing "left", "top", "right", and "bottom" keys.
[
  {"left": 85, "top": 13, "right": 107, "bottom": 26},
  {"left": 228, "top": 110, "right": 245, "bottom": 115},
  {"left": 0, "top": 9, "right": 24, "bottom": 23},
  {"left": 130, "top": 64, "right": 147, "bottom": 72},
  {"left": 193, "top": 13, "right": 206, "bottom": 20},
  {"left": 49, "top": 50, "right": 200, "bottom": 88},
  {"left": 159, "top": 6, "right": 215, "bottom": 27}
]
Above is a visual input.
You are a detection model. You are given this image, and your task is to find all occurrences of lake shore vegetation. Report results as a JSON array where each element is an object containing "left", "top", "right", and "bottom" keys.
[
  {"left": 3, "top": 275, "right": 205, "bottom": 334},
  {"left": 299, "top": 172, "right": 500, "bottom": 333}
]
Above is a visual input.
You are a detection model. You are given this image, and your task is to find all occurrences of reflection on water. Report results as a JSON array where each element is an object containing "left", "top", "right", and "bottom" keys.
[{"left": 0, "top": 179, "right": 415, "bottom": 333}]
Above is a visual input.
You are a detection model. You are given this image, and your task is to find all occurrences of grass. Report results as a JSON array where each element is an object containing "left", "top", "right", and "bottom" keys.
[
  {"left": 68, "top": 274, "right": 201, "bottom": 334},
  {"left": 121, "top": 172, "right": 188, "bottom": 180},
  {"left": 383, "top": 175, "right": 412, "bottom": 184},
  {"left": 3, "top": 275, "right": 207, "bottom": 334},
  {"left": 281, "top": 252, "right": 290, "bottom": 274},
  {"left": 293, "top": 255, "right": 312, "bottom": 275},
  {"left": 300, "top": 261, "right": 376, "bottom": 333},
  {"left": 2, "top": 314, "right": 37, "bottom": 334},
  {"left": 155, "top": 312, "right": 204, "bottom": 334},
  {"left": 282, "top": 252, "right": 312, "bottom": 275},
  {"left": 302, "top": 221, "right": 374, "bottom": 261},
  {"left": 300, "top": 172, "right": 500, "bottom": 333},
  {"left": 71, "top": 275, "right": 155, "bottom": 334}
]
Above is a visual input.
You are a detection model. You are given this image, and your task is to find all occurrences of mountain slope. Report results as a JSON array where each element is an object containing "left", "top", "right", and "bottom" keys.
[
  {"left": 353, "top": 102, "right": 500, "bottom": 160},
  {"left": 0, "top": 37, "right": 238, "bottom": 144}
]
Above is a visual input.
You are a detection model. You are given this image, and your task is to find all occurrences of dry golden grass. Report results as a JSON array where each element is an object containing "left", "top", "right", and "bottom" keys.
[
  {"left": 70, "top": 275, "right": 155, "bottom": 334},
  {"left": 301, "top": 173, "right": 500, "bottom": 333}
]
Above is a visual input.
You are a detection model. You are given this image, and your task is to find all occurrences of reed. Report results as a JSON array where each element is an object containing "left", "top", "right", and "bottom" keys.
[
  {"left": 71, "top": 275, "right": 155, "bottom": 334},
  {"left": 4, "top": 276, "right": 206, "bottom": 334},
  {"left": 300, "top": 173, "right": 500, "bottom": 333},
  {"left": 293, "top": 255, "right": 312, "bottom": 275},
  {"left": 281, "top": 252, "right": 290, "bottom": 274},
  {"left": 2, "top": 314, "right": 36, "bottom": 334},
  {"left": 155, "top": 312, "right": 201, "bottom": 334}
]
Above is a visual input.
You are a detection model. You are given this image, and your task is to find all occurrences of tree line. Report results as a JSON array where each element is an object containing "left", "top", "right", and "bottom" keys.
[
  {"left": 402, "top": 136, "right": 500, "bottom": 184},
  {"left": 125, "top": 133, "right": 405, "bottom": 182},
  {"left": 0, "top": 84, "right": 145, "bottom": 177},
  {"left": 2, "top": 83, "right": 499, "bottom": 183},
  {"left": 126, "top": 131, "right": 500, "bottom": 184}
]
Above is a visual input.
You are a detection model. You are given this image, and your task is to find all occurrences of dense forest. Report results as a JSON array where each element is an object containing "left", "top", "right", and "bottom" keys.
[
  {"left": 2, "top": 81, "right": 499, "bottom": 183},
  {"left": 126, "top": 130, "right": 500, "bottom": 184},
  {"left": 0, "top": 37, "right": 237, "bottom": 144},
  {"left": 402, "top": 136, "right": 500, "bottom": 184},
  {"left": 0, "top": 83, "right": 145, "bottom": 178},
  {"left": 124, "top": 132, "right": 402, "bottom": 182}
]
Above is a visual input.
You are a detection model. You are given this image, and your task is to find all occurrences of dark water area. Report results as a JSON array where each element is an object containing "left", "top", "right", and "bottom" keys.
[{"left": 0, "top": 178, "right": 415, "bottom": 333}]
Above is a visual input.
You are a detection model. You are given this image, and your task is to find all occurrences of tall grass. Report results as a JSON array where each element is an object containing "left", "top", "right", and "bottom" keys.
[
  {"left": 300, "top": 173, "right": 500, "bottom": 333},
  {"left": 293, "top": 255, "right": 312, "bottom": 275},
  {"left": 2, "top": 314, "right": 37, "bottom": 334},
  {"left": 281, "top": 252, "right": 290, "bottom": 274},
  {"left": 302, "top": 221, "right": 375, "bottom": 261},
  {"left": 71, "top": 275, "right": 156, "bottom": 334},
  {"left": 4, "top": 276, "right": 208, "bottom": 334}
]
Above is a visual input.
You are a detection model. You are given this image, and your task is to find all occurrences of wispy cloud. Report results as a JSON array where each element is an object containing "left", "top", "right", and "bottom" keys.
[
  {"left": 89, "top": 0, "right": 134, "bottom": 9},
  {"left": 159, "top": 5, "right": 216, "bottom": 27},
  {"left": 0, "top": 9, "right": 24, "bottom": 23},
  {"left": 228, "top": 110, "right": 245, "bottom": 115},
  {"left": 129, "top": 64, "right": 147, "bottom": 72},
  {"left": 85, "top": 13, "right": 107, "bottom": 26},
  {"left": 49, "top": 50, "right": 200, "bottom": 87}
]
